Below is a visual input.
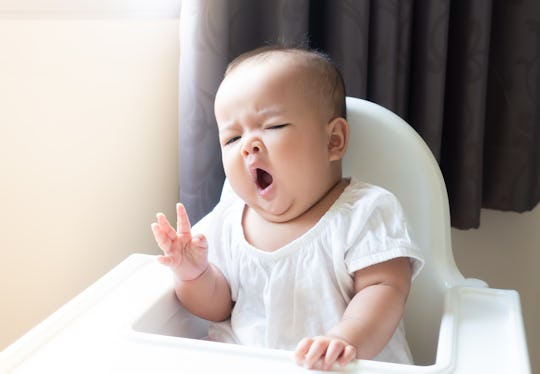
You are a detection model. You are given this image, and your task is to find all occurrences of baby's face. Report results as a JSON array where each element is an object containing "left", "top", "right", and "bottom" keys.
[{"left": 215, "top": 54, "right": 343, "bottom": 223}]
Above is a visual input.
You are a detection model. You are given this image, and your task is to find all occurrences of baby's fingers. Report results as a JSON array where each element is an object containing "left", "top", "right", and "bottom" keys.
[
  {"left": 323, "top": 340, "right": 345, "bottom": 369},
  {"left": 176, "top": 203, "right": 192, "bottom": 235},
  {"left": 294, "top": 337, "right": 313, "bottom": 365},
  {"left": 323, "top": 340, "right": 356, "bottom": 370},
  {"left": 295, "top": 336, "right": 356, "bottom": 371},
  {"left": 157, "top": 254, "right": 175, "bottom": 266},
  {"left": 151, "top": 222, "right": 171, "bottom": 250},
  {"left": 336, "top": 345, "right": 356, "bottom": 367},
  {"left": 303, "top": 339, "right": 329, "bottom": 369},
  {"left": 191, "top": 233, "right": 208, "bottom": 251},
  {"left": 156, "top": 213, "right": 177, "bottom": 241}
]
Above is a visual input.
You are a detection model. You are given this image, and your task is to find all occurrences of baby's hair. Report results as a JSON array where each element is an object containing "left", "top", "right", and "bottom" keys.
[{"left": 225, "top": 45, "right": 347, "bottom": 120}]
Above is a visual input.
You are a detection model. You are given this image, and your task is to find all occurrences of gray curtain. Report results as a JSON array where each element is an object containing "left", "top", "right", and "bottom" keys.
[{"left": 178, "top": 0, "right": 540, "bottom": 229}]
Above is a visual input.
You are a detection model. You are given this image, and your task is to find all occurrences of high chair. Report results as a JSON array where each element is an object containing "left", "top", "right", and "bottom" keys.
[{"left": 0, "top": 97, "right": 530, "bottom": 373}]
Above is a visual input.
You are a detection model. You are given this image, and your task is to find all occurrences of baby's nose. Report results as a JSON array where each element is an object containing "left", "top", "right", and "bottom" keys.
[{"left": 241, "top": 139, "right": 263, "bottom": 157}]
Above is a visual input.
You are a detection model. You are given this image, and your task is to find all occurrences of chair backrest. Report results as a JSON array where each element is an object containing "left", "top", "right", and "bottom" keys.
[{"left": 343, "top": 97, "right": 465, "bottom": 365}]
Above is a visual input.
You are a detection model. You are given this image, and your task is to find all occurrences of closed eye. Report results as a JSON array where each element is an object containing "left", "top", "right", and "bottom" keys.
[
  {"left": 267, "top": 124, "right": 289, "bottom": 130},
  {"left": 224, "top": 136, "right": 241, "bottom": 146}
]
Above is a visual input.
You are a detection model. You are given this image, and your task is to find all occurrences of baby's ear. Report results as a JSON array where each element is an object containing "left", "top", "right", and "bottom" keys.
[{"left": 327, "top": 117, "right": 349, "bottom": 161}]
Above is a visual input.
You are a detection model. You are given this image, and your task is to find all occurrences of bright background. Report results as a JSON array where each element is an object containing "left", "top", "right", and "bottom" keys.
[{"left": 0, "top": 16, "right": 178, "bottom": 350}]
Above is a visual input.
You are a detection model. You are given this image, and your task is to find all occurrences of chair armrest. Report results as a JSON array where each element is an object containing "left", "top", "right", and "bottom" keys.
[{"left": 436, "top": 286, "right": 530, "bottom": 373}]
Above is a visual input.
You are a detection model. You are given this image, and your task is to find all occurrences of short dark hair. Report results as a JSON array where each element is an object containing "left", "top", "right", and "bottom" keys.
[{"left": 225, "top": 45, "right": 347, "bottom": 120}]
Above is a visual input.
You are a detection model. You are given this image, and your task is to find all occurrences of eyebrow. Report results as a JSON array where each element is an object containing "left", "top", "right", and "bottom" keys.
[
  {"left": 256, "top": 106, "right": 286, "bottom": 116},
  {"left": 217, "top": 106, "right": 287, "bottom": 132},
  {"left": 217, "top": 122, "right": 237, "bottom": 132}
]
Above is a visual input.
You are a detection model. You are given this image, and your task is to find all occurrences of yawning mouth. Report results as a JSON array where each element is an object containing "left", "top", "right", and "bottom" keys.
[{"left": 256, "top": 168, "right": 273, "bottom": 190}]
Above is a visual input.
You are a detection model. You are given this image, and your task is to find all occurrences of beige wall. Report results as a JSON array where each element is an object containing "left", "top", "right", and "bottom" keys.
[
  {"left": 452, "top": 206, "right": 540, "bottom": 373},
  {"left": 0, "top": 18, "right": 179, "bottom": 349},
  {"left": 0, "top": 13, "right": 538, "bottom": 374}
]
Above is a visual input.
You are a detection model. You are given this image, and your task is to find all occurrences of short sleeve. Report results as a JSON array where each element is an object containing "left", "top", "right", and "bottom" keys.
[{"left": 344, "top": 188, "right": 424, "bottom": 280}]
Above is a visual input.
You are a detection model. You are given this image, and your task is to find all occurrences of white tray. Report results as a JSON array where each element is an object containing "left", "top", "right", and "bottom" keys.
[{"left": 0, "top": 254, "right": 530, "bottom": 373}]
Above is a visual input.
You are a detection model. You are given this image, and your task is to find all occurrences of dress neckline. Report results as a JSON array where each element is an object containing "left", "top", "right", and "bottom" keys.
[{"left": 232, "top": 177, "right": 357, "bottom": 259}]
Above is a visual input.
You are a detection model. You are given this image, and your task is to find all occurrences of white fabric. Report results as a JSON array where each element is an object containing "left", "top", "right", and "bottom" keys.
[{"left": 193, "top": 178, "right": 424, "bottom": 364}]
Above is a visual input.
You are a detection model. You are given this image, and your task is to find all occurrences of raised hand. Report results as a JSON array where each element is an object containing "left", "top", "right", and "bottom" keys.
[
  {"left": 295, "top": 335, "right": 356, "bottom": 371},
  {"left": 151, "top": 203, "right": 209, "bottom": 281}
]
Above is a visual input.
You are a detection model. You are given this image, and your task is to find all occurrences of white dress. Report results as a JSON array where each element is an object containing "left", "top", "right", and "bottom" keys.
[{"left": 192, "top": 178, "right": 424, "bottom": 364}]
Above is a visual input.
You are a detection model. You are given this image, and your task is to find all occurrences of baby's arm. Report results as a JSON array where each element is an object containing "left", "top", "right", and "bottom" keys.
[
  {"left": 151, "top": 203, "right": 232, "bottom": 322},
  {"left": 295, "top": 257, "right": 412, "bottom": 370}
]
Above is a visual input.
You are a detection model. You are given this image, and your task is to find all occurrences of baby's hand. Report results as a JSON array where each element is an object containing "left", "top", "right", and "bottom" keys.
[
  {"left": 151, "top": 203, "right": 209, "bottom": 281},
  {"left": 294, "top": 336, "right": 356, "bottom": 371}
]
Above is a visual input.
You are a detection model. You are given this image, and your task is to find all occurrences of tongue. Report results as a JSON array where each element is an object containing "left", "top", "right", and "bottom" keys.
[{"left": 257, "top": 169, "right": 273, "bottom": 190}]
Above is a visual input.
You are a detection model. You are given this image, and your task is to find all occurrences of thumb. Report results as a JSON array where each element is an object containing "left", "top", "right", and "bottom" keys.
[{"left": 192, "top": 233, "right": 208, "bottom": 250}]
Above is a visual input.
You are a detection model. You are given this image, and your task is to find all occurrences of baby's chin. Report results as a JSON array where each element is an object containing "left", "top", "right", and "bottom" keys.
[
  {"left": 249, "top": 204, "right": 291, "bottom": 222},
  {"left": 248, "top": 200, "right": 312, "bottom": 224}
]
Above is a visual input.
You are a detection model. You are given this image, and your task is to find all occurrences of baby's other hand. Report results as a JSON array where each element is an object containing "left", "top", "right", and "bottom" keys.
[
  {"left": 294, "top": 336, "right": 356, "bottom": 371},
  {"left": 151, "top": 203, "right": 209, "bottom": 281}
]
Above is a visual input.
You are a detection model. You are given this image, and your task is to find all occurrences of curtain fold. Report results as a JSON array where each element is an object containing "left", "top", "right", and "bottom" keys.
[
  {"left": 482, "top": 0, "right": 540, "bottom": 214},
  {"left": 440, "top": 1, "right": 493, "bottom": 228},
  {"left": 178, "top": 0, "right": 228, "bottom": 224},
  {"left": 178, "top": 0, "right": 540, "bottom": 229}
]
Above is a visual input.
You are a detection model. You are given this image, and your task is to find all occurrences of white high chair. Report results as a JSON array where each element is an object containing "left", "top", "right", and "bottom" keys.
[{"left": 0, "top": 97, "right": 530, "bottom": 373}]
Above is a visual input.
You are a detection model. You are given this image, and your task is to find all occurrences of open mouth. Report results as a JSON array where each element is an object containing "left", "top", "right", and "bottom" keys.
[{"left": 256, "top": 168, "right": 273, "bottom": 190}]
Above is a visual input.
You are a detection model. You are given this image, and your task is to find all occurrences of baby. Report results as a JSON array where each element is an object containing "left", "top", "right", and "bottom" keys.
[{"left": 152, "top": 46, "right": 423, "bottom": 370}]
